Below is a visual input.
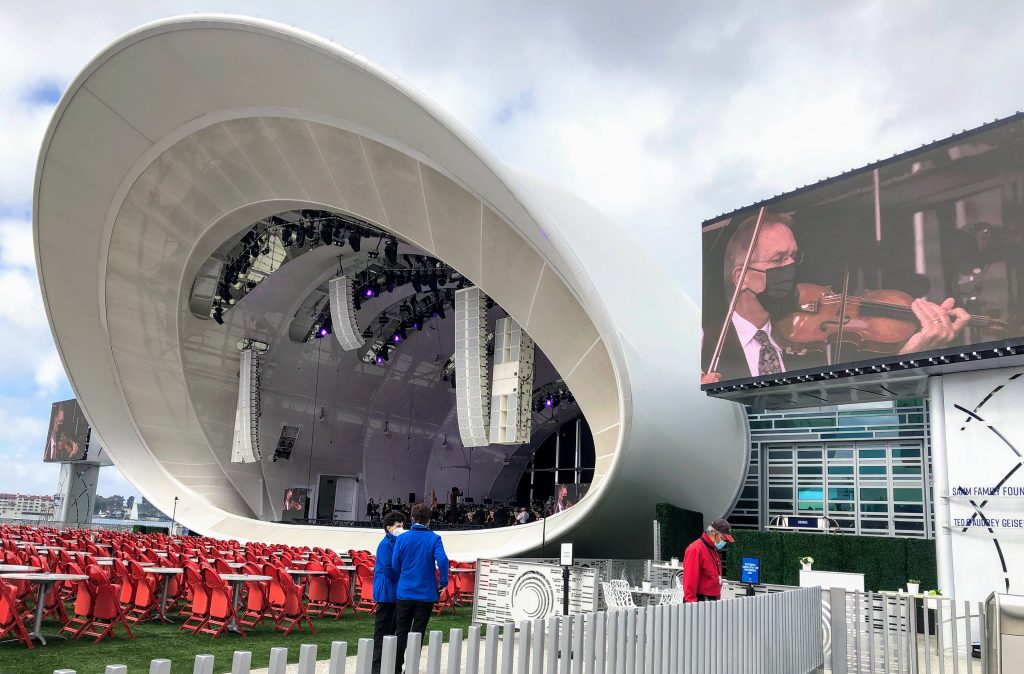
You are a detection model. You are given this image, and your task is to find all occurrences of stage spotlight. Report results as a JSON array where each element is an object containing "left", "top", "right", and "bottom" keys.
[
  {"left": 384, "top": 238, "right": 398, "bottom": 265},
  {"left": 392, "top": 334, "right": 401, "bottom": 344},
  {"left": 413, "top": 318, "right": 423, "bottom": 331},
  {"left": 348, "top": 232, "right": 361, "bottom": 251},
  {"left": 544, "top": 398, "right": 554, "bottom": 408},
  {"left": 375, "top": 354, "right": 384, "bottom": 365},
  {"left": 365, "top": 287, "right": 375, "bottom": 298}
]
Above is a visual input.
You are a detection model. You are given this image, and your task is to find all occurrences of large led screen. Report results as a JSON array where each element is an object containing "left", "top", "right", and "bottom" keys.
[
  {"left": 701, "top": 116, "right": 1024, "bottom": 387},
  {"left": 43, "top": 399, "right": 90, "bottom": 462},
  {"left": 282, "top": 487, "right": 309, "bottom": 521}
]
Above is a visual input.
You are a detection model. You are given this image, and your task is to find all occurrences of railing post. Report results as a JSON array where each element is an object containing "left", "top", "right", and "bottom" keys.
[
  {"left": 382, "top": 635, "right": 398, "bottom": 674},
  {"left": 531, "top": 618, "right": 546, "bottom": 674},
  {"left": 501, "top": 622, "right": 515, "bottom": 674},
  {"left": 193, "top": 654, "right": 215, "bottom": 674},
  {"left": 269, "top": 647, "right": 289, "bottom": 674},
  {"left": 467, "top": 624, "right": 483, "bottom": 674},
  {"left": 547, "top": 615, "right": 560, "bottom": 674},
  {"left": 330, "top": 641, "right": 349, "bottom": 674},
  {"left": 427, "top": 630, "right": 444, "bottom": 674},
  {"left": 299, "top": 644, "right": 318, "bottom": 674},
  {"left": 355, "top": 639, "right": 374, "bottom": 674},
  {"left": 486, "top": 623, "right": 501, "bottom": 674},
  {"left": 407, "top": 631, "right": 424, "bottom": 674},
  {"left": 150, "top": 660, "right": 172, "bottom": 674},
  {"left": 584, "top": 613, "right": 598, "bottom": 674},
  {"left": 517, "top": 621, "right": 532, "bottom": 674},
  {"left": 450, "top": 629, "right": 465, "bottom": 674},
  {"left": 572, "top": 614, "right": 584, "bottom": 674},
  {"left": 230, "top": 647, "right": 251, "bottom": 671},
  {"left": 824, "top": 587, "right": 846, "bottom": 674}
]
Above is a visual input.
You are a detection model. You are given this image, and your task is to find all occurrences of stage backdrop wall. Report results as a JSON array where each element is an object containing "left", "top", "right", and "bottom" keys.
[{"left": 939, "top": 367, "right": 1024, "bottom": 600}]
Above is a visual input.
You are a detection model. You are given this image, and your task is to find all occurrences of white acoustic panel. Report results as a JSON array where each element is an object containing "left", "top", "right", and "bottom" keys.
[
  {"left": 489, "top": 317, "right": 534, "bottom": 444},
  {"left": 231, "top": 347, "right": 262, "bottom": 463},
  {"left": 329, "top": 275, "right": 364, "bottom": 351},
  {"left": 455, "top": 287, "right": 490, "bottom": 447}
]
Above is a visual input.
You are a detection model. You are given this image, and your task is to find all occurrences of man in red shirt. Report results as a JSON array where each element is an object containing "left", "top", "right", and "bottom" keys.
[{"left": 682, "top": 518, "right": 734, "bottom": 602}]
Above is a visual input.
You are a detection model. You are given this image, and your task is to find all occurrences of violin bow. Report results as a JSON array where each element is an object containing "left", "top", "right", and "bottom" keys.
[
  {"left": 708, "top": 206, "right": 766, "bottom": 375},
  {"left": 832, "top": 268, "right": 851, "bottom": 365}
]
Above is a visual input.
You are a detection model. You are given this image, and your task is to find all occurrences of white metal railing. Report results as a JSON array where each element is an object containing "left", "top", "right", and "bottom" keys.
[{"left": 53, "top": 587, "right": 824, "bottom": 674}]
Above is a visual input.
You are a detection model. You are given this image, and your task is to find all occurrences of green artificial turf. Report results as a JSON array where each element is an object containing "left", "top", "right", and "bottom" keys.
[{"left": 0, "top": 607, "right": 474, "bottom": 674}]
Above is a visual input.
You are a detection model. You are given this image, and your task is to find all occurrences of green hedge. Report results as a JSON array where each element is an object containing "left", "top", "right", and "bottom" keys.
[
  {"left": 131, "top": 524, "right": 167, "bottom": 535},
  {"left": 653, "top": 503, "right": 937, "bottom": 591},
  {"left": 722, "top": 529, "right": 937, "bottom": 591},
  {"left": 655, "top": 503, "right": 704, "bottom": 560}
]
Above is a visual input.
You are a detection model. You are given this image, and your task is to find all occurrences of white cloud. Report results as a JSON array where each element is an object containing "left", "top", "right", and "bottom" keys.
[{"left": 34, "top": 351, "right": 65, "bottom": 396}]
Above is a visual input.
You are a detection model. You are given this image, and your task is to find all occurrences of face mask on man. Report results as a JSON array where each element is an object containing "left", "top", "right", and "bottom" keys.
[
  {"left": 390, "top": 527, "right": 405, "bottom": 536},
  {"left": 715, "top": 539, "right": 726, "bottom": 551},
  {"left": 754, "top": 262, "right": 799, "bottom": 317}
]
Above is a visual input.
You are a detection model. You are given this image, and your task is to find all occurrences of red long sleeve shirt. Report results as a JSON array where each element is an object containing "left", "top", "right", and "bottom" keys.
[{"left": 682, "top": 533, "right": 723, "bottom": 602}]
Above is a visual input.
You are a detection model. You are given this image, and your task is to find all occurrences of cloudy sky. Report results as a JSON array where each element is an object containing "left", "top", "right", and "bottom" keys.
[{"left": 1, "top": 1, "right": 1022, "bottom": 499}]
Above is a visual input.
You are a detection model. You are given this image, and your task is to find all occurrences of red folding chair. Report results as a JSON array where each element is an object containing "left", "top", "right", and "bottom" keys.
[
  {"left": 0, "top": 581, "right": 32, "bottom": 649},
  {"left": 305, "top": 561, "right": 330, "bottom": 617},
  {"left": 196, "top": 568, "right": 240, "bottom": 638},
  {"left": 179, "top": 566, "right": 210, "bottom": 634},
  {"left": 125, "top": 561, "right": 159, "bottom": 623},
  {"left": 78, "top": 565, "right": 134, "bottom": 643},
  {"left": 353, "top": 562, "right": 376, "bottom": 613},
  {"left": 60, "top": 570, "right": 94, "bottom": 639},
  {"left": 272, "top": 568, "right": 315, "bottom": 635},
  {"left": 322, "top": 563, "right": 355, "bottom": 618}
]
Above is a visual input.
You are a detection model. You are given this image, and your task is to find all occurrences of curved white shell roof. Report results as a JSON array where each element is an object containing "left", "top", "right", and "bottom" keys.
[{"left": 34, "top": 15, "right": 746, "bottom": 558}]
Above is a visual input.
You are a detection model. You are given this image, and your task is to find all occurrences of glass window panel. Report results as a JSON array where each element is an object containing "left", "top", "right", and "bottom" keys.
[
  {"left": 797, "top": 449, "right": 822, "bottom": 459},
  {"left": 749, "top": 421, "right": 772, "bottom": 429},
  {"left": 893, "top": 488, "right": 923, "bottom": 502},
  {"left": 827, "top": 487, "right": 855, "bottom": 501},
  {"left": 891, "top": 448, "right": 921, "bottom": 459},
  {"left": 768, "top": 465, "right": 792, "bottom": 475},
  {"left": 894, "top": 504, "right": 924, "bottom": 514},
  {"left": 829, "top": 502, "right": 855, "bottom": 512},
  {"left": 859, "top": 448, "right": 886, "bottom": 459},
  {"left": 773, "top": 418, "right": 834, "bottom": 429},
  {"left": 894, "top": 521, "right": 925, "bottom": 531},
  {"left": 741, "top": 486, "right": 757, "bottom": 499},
  {"left": 798, "top": 501, "right": 824, "bottom": 511},
  {"left": 797, "top": 466, "right": 822, "bottom": 475},
  {"left": 860, "top": 487, "right": 888, "bottom": 502},
  {"left": 827, "top": 449, "right": 854, "bottom": 460},
  {"left": 860, "top": 465, "right": 888, "bottom": 476},
  {"left": 768, "top": 487, "right": 792, "bottom": 499},
  {"left": 828, "top": 465, "right": 854, "bottom": 475},
  {"left": 798, "top": 488, "right": 823, "bottom": 501},
  {"left": 768, "top": 449, "right": 792, "bottom": 460},
  {"left": 838, "top": 415, "right": 898, "bottom": 427},
  {"left": 861, "top": 520, "right": 890, "bottom": 530},
  {"left": 860, "top": 503, "right": 889, "bottom": 513}
]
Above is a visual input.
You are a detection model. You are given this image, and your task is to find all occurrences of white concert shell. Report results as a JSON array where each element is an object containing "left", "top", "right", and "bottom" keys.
[{"left": 33, "top": 15, "right": 747, "bottom": 558}]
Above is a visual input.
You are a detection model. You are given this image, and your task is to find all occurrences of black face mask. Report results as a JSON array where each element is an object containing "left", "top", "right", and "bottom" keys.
[{"left": 754, "top": 262, "right": 798, "bottom": 317}]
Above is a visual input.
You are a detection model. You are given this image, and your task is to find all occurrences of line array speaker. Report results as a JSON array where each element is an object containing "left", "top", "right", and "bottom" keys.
[
  {"left": 329, "top": 275, "right": 365, "bottom": 351},
  {"left": 231, "top": 347, "right": 262, "bottom": 463},
  {"left": 455, "top": 287, "right": 490, "bottom": 447},
  {"left": 489, "top": 317, "right": 535, "bottom": 444}
]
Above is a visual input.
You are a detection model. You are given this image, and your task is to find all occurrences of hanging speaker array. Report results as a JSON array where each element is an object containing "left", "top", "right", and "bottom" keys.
[
  {"left": 489, "top": 316, "right": 535, "bottom": 444},
  {"left": 455, "top": 287, "right": 491, "bottom": 447},
  {"left": 231, "top": 346, "right": 262, "bottom": 463},
  {"left": 329, "top": 275, "right": 365, "bottom": 351}
]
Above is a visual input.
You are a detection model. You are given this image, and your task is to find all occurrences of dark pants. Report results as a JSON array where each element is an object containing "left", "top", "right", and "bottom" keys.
[
  {"left": 372, "top": 602, "right": 398, "bottom": 674},
  {"left": 697, "top": 593, "right": 719, "bottom": 602},
  {"left": 394, "top": 600, "right": 435, "bottom": 674}
]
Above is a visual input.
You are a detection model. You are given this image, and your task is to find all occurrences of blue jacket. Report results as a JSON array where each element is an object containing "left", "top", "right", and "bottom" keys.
[
  {"left": 392, "top": 523, "right": 449, "bottom": 601},
  {"left": 373, "top": 532, "right": 400, "bottom": 603}
]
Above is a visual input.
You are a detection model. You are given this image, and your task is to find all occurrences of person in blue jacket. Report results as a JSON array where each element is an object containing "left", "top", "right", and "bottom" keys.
[
  {"left": 372, "top": 511, "right": 406, "bottom": 674},
  {"left": 392, "top": 503, "right": 449, "bottom": 674}
]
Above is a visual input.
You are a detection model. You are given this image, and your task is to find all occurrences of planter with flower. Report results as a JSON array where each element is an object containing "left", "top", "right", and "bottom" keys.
[{"left": 799, "top": 556, "right": 814, "bottom": 571}]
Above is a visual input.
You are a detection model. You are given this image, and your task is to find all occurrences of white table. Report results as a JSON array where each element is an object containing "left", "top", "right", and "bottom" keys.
[
  {"left": 219, "top": 574, "right": 272, "bottom": 634},
  {"left": 629, "top": 587, "right": 667, "bottom": 607},
  {"left": 0, "top": 573, "right": 87, "bottom": 644},
  {"left": 0, "top": 564, "right": 40, "bottom": 573},
  {"left": 143, "top": 567, "right": 183, "bottom": 623}
]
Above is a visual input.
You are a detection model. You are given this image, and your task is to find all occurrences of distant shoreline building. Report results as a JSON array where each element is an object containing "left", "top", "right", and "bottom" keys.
[{"left": 0, "top": 493, "right": 56, "bottom": 519}]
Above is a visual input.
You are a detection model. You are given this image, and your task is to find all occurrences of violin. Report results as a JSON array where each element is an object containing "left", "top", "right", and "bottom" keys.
[{"left": 773, "top": 283, "right": 1008, "bottom": 356}]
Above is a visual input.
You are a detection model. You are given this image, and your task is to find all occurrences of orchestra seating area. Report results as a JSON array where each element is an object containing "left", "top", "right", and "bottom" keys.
[{"left": 0, "top": 524, "right": 475, "bottom": 673}]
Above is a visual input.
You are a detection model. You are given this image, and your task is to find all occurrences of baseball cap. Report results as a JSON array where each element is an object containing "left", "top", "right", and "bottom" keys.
[{"left": 710, "top": 518, "right": 734, "bottom": 542}]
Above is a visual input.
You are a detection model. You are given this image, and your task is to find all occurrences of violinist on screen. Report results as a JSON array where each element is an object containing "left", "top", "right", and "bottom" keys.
[{"left": 700, "top": 212, "right": 970, "bottom": 384}]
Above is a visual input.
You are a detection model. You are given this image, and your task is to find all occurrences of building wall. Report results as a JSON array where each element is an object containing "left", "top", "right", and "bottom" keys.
[{"left": 729, "top": 400, "right": 932, "bottom": 538}]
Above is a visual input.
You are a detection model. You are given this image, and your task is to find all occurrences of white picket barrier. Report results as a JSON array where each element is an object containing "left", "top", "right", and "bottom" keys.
[{"left": 52, "top": 588, "right": 824, "bottom": 674}]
